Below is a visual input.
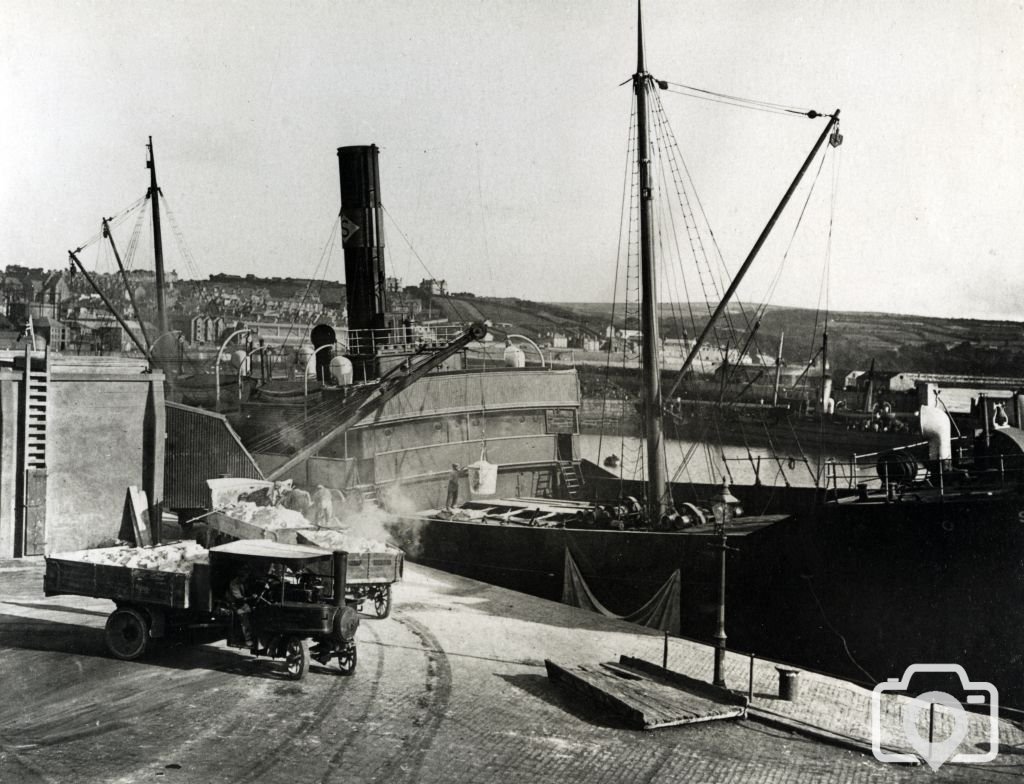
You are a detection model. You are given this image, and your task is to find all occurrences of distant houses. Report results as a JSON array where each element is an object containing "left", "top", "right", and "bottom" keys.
[{"left": 1, "top": 265, "right": 349, "bottom": 355}]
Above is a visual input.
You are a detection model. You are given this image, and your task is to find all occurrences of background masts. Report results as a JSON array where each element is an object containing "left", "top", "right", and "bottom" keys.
[{"left": 147, "top": 137, "right": 168, "bottom": 337}]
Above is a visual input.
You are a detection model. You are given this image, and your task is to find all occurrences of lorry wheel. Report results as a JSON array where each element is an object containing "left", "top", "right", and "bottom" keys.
[
  {"left": 284, "top": 637, "right": 309, "bottom": 680},
  {"left": 373, "top": 585, "right": 392, "bottom": 619},
  {"left": 337, "top": 645, "right": 357, "bottom": 676},
  {"left": 105, "top": 607, "right": 149, "bottom": 660}
]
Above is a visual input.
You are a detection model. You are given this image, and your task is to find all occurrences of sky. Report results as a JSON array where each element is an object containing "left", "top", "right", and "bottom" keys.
[{"left": 2, "top": 1, "right": 1022, "bottom": 320}]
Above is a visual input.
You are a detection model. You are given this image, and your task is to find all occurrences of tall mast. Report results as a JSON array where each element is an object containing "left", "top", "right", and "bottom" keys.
[
  {"left": 634, "top": 2, "right": 669, "bottom": 519},
  {"left": 147, "top": 137, "right": 168, "bottom": 337}
]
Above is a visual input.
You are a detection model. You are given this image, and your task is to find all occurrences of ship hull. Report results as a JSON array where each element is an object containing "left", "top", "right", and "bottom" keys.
[{"left": 389, "top": 484, "right": 1024, "bottom": 708}]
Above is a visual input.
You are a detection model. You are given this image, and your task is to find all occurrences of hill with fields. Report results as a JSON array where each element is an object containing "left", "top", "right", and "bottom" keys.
[{"left": 425, "top": 292, "right": 1024, "bottom": 380}]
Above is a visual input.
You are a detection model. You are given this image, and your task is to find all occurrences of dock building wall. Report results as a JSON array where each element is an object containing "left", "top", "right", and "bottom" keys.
[{"left": 0, "top": 354, "right": 164, "bottom": 556}]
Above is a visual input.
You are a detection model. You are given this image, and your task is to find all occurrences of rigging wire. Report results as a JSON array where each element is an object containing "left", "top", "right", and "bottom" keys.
[
  {"left": 802, "top": 154, "right": 834, "bottom": 389},
  {"left": 159, "top": 193, "right": 204, "bottom": 280},
  {"left": 71, "top": 195, "right": 148, "bottom": 254},
  {"left": 661, "top": 81, "right": 821, "bottom": 118},
  {"left": 114, "top": 196, "right": 149, "bottom": 274},
  {"left": 598, "top": 92, "right": 638, "bottom": 468},
  {"left": 640, "top": 77, "right": 843, "bottom": 491},
  {"left": 755, "top": 149, "right": 830, "bottom": 314},
  {"left": 271, "top": 216, "right": 342, "bottom": 351},
  {"left": 649, "top": 87, "right": 766, "bottom": 376},
  {"left": 381, "top": 205, "right": 470, "bottom": 326},
  {"left": 648, "top": 79, "right": 761, "bottom": 481}
]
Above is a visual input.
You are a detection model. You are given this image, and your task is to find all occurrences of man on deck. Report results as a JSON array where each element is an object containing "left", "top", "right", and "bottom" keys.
[{"left": 446, "top": 464, "right": 462, "bottom": 508}]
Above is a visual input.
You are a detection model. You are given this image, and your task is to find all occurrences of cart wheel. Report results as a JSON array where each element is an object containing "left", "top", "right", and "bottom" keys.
[
  {"left": 284, "top": 636, "right": 309, "bottom": 680},
  {"left": 105, "top": 607, "right": 149, "bottom": 661},
  {"left": 337, "top": 645, "right": 357, "bottom": 676},
  {"left": 373, "top": 585, "right": 392, "bottom": 619}
]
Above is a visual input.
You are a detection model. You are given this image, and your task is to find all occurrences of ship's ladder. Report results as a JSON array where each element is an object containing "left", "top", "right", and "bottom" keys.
[
  {"left": 353, "top": 483, "right": 379, "bottom": 509},
  {"left": 534, "top": 471, "right": 552, "bottom": 498},
  {"left": 557, "top": 460, "right": 582, "bottom": 499}
]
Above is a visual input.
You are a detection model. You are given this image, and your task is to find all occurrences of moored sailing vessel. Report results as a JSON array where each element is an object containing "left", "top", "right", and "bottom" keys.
[{"left": 382, "top": 4, "right": 1024, "bottom": 708}]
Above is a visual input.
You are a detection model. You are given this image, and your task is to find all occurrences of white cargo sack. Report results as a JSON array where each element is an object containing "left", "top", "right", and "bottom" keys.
[{"left": 468, "top": 459, "right": 498, "bottom": 496}]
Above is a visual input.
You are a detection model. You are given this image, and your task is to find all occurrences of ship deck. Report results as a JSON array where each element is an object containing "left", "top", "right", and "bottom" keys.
[{"left": 411, "top": 498, "right": 787, "bottom": 536}]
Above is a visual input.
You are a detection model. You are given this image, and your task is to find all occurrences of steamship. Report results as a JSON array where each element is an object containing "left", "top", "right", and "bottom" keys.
[{"left": 224, "top": 145, "right": 584, "bottom": 515}]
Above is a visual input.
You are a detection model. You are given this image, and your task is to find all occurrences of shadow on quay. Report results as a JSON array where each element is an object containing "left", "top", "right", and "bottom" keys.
[{"left": 0, "top": 612, "right": 338, "bottom": 682}]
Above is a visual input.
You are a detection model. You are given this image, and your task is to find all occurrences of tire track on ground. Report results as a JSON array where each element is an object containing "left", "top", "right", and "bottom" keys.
[
  {"left": 227, "top": 657, "right": 353, "bottom": 784},
  {"left": 366, "top": 613, "right": 452, "bottom": 784},
  {"left": 317, "top": 622, "right": 385, "bottom": 783}
]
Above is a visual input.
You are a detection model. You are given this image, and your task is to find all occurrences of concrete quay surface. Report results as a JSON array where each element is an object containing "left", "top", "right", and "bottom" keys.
[{"left": 1, "top": 556, "right": 1022, "bottom": 784}]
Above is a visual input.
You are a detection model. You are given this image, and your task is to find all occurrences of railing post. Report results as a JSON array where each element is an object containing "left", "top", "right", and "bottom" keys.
[
  {"left": 663, "top": 630, "right": 669, "bottom": 669},
  {"left": 748, "top": 653, "right": 756, "bottom": 704}
]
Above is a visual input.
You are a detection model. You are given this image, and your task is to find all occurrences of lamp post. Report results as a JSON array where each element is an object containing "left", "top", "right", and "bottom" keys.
[
  {"left": 215, "top": 328, "right": 254, "bottom": 412},
  {"left": 710, "top": 479, "right": 740, "bottom": 689}
]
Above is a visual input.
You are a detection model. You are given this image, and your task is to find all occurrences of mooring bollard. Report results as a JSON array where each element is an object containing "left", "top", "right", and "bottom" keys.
[{"left": 776, "top": 667, "right": 801, "bottom": 701}]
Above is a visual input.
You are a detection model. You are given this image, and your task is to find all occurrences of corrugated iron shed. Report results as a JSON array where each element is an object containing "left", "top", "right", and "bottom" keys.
[{"left": 164, "top": 401, "right": 263, "bottom": 511}]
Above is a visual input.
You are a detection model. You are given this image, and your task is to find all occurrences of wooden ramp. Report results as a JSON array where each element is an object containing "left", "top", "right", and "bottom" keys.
[{"left": 546, "top": 656, "right": 747, "bottom": 730}]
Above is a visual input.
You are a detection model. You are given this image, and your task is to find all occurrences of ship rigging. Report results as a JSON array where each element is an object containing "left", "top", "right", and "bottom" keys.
[{"left": 608, "top": 2, "right": 841, "bottom": 514}]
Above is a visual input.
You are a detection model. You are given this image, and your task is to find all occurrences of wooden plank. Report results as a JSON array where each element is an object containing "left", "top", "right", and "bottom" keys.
[
  {"left": 546, "top": 660, "right": 647, "bottom": 729},
  {"left": 619, "top": 657, "right": 748, "bottom": 708},
  {"left": 587, "top": 664, "right": 704, "bottom": 720},
  {"left": 546, "top": 658, "right": 746, "bottom": 730},
  {"left": 582, "top": 667, "right": 680, "bottom": 720},
  {"left": 596, "top": 664, "right": 703, "bottom": 717},
  {"left": 126, "top": 486, "right": 153, "bottom": 548},
  {"left": 550, "top": 662, "right": 684, "bottom": 726}
]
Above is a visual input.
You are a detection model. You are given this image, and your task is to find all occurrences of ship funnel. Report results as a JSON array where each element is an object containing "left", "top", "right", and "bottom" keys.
[
  {"left": 338, "top": 144, "right": 388, "bottom": 379},
  {"left": 920, "top": 404, "right": 952, "bottom": 462}
]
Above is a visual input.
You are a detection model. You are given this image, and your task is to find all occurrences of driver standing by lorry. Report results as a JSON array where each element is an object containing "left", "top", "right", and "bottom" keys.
[{"left": 226, "top": 564, "right": 255, "bottom": 648}]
